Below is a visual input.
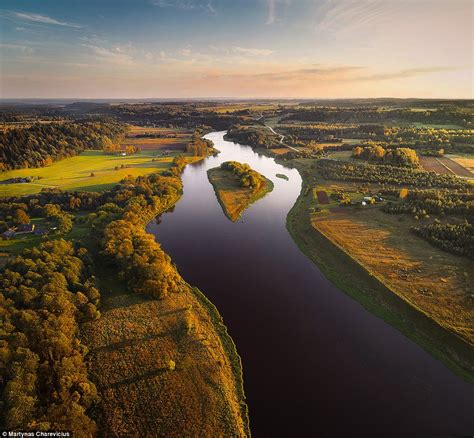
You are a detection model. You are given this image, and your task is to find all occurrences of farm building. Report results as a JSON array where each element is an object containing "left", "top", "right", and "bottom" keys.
[{"left": 16, "top": 223, "right": 35, "bottom": 234}]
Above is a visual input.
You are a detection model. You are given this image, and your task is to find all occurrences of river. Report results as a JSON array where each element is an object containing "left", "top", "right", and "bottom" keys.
[{"left": 147, "top": 131, "right": 473, "bottom": 437}]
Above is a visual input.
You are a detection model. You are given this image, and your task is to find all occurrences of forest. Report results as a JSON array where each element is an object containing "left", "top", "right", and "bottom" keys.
[{"left": 0, "top": 120, "right": 127, "bottom": 170}]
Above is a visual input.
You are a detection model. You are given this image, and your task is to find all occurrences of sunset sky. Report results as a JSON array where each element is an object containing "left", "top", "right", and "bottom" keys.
[{"left": 0, "top": 0, "right": 472, "bottom": 99}]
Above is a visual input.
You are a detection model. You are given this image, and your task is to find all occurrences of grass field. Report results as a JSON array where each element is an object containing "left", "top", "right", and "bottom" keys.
[
  {"left": 312, "top": 208, "right": 474, "bottom": 344},
  {"left": 286, "top": 159, "right": 474, "bottom": 381},
  {"left": 0, "top": 125, "right": 199, "bottom": 196},
  {"left": 207, "top": 167, "right": 273, "bottom": 221},
  {"left": 80, "top": 282, "right": 248, "bottom": 437}
]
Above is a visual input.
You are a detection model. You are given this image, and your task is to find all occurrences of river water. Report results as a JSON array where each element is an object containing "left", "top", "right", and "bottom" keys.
[{"left": 147, "top": 131, "right": 473, "bottom": 437}]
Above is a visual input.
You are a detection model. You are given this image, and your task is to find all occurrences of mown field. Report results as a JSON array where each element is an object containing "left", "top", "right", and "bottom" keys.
[{"left": 0, "top": 125, "right": 197, "bottom": 196}]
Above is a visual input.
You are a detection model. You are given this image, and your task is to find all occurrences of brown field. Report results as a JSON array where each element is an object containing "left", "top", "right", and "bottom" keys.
[
  {"left": 311, "top": 208, "right": 474, "bottom": 344},
  {"left": 440, "top": 157, "right": 473, "bottom": 177},
  {"left": 122, "top": 137, "right": 189, "bottom": 151},
  {"left": 270, "top": 147, "right": 292, "bottom": 155},
  {"left": 419, "top": 156, "right": 452, "bottom": 174},
  {"left": 81, "top": 283, "right": 248, "bottom": 437},
  {"left": 127, "top": 125, "right": 192, "bottom": 136},
  {"left": 123, "top": 125, "right": 193, "bottom": 151},
  {"left": 449, "top": 155, "right": 474, "bottom": 174},
  {"left": 420, "top": 156, "right": 473, "bottom": 177}
]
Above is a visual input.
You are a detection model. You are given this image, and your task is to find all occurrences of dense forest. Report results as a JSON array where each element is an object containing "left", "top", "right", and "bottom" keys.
[
  {"left": 225, "top": 126, "right": 280, "bottom": 149},
  {"left": 221, "top": 161, "right": 266, "bottom": 189},
  {"left": 0, "top": 239, "right": 100, "bottom": 433},
  {"left": 0, "top": 120, "right": 127, "bottom": 170}
]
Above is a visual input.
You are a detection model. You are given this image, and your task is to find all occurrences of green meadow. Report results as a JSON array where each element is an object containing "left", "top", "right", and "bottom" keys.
[{"left": 0, "top": 150, "right": 198, "bottom": 196}]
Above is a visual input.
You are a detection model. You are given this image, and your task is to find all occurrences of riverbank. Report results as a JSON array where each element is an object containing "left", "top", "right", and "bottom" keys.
[
  {"left": 207, "top": 164, "right": 273, "bottom": 221},
  {"left": 80, "top": 166, "right": 250, "bottom": 435},
  {"left": 285, "top": 158, "right": 474, "bottom": 382}
]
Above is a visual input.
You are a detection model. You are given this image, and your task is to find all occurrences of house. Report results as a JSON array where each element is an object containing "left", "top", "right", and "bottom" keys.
[
  {"left": 1, "top": 229, "right": 16, "bottom": 239},
  {"left": 15, "top": 223, "right": 35, "bottom": 234}
]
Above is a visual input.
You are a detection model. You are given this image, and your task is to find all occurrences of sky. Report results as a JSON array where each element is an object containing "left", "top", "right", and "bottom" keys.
[{"left": 0, "top": 0, "right": 472, "bottom": 99}]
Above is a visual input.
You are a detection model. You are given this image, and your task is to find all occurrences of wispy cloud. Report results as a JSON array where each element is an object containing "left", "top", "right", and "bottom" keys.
[
  {"left": 10, "top": 11, "right": 81, "bottom": 28},
  {"left": 355, "top": 66, "right": 464, "bottom": 81},
  {"left": 0, "top": 42, "right": 34, "bottom": 54},
  {"left": 233, "top": 46, "right": 274, "bottom": 56},
  {"left": 265, "top": 0, "right": 291, "bottom": 25},
  {"left": 151, "top": 0, "right": 216, "bottom": 15},
  {"left": 314, "top": 0, "right": 400, "bottom": 33},
  {"left": 82, "top": 43, "right": 136, "bottom": 65}
]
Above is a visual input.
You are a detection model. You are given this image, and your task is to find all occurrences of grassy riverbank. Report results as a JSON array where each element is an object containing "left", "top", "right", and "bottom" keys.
[
  {"left": 78, "top": 177, "right": 249, "bottom": 436},
  {"left": 285, "top": 159, "right": 474, "bottom": 382},
  {"left": 208, "top": 164, "right": 273, "bottom": 221}
]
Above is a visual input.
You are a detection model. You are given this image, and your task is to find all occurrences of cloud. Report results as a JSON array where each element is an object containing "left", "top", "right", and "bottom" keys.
[
  {"left": 11, "top": 11, "right": 81, "bottom": 28},
  {"left": 0, "top": 42, "right": 34, "bottom": 54},
  {"left": 232, "top": 46, "right": 274, "bottom": 56},
  {"left": 82, "top": 44, "right": 135, "bottom": 65},
  {"left": 151, "top": 0, "right": 216, "bottom": 15},
  {"left": 314, "top": 0, "right": 400, "bottom": 33},
  {"left": 265, "top": 0, "right": 291, "bottom": 25},
  {"left": 354, "top": 66, "right": 464, "bottom": 81}
]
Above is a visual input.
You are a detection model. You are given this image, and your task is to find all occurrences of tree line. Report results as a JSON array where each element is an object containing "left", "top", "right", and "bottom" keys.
[
  {"left": 352, "top": 144, "right": 420, "bottom": 167},
  {"left": 0, "top": 120, "right": 127, "bottom": 170},
  {"left": 383, "top": 189, "right": 474, "bottom": 217},
  {"left": 413, "top": 222, "right": 474, "bottom": 259},
  {"left": 221, "top": 161, "right": 265, "bottom": 189},
  {"left": 316, "top": 159, "right": 469, "bottom": 189}
]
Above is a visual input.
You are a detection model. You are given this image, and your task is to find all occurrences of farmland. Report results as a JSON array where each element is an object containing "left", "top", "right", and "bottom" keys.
[
  {"left": 420, "top": 156, "right": 473, "bottom": 178},
  {"left": 0, "top": 125, "right": 197, "bottom": 196}
]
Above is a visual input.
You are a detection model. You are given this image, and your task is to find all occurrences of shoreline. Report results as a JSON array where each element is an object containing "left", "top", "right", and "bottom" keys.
[
  {"left": 285, "top": 159, "right": 474, "bottom": 382},
  {"left": 81, "top": 158, "right": 250, "bottom": 436},
  {"left": 207, "top": 165, "right": 274, "bottom": 222}
]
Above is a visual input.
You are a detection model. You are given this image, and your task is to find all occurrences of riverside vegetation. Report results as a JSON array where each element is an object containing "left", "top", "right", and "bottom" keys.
[
  {"left": 0, "top": 112, "right": 249, "bottom": 436},
  {"left": 207, "top": 161, "right": 273, "bottom": 221}
]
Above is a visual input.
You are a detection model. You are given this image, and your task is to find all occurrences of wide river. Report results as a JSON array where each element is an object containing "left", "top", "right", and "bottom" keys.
[{"left": 147, "top": 131, "right": 473, "bottom": 436}]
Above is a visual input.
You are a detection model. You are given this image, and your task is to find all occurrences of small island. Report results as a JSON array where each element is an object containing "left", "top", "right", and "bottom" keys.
[{"left": 208, "top": 161, "right": 273, "bottom": 222}]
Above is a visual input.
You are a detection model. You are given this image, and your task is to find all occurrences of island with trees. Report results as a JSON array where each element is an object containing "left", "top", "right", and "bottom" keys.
[{"left": 207, "top": 161, "right": 273, "bottom": 222}]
